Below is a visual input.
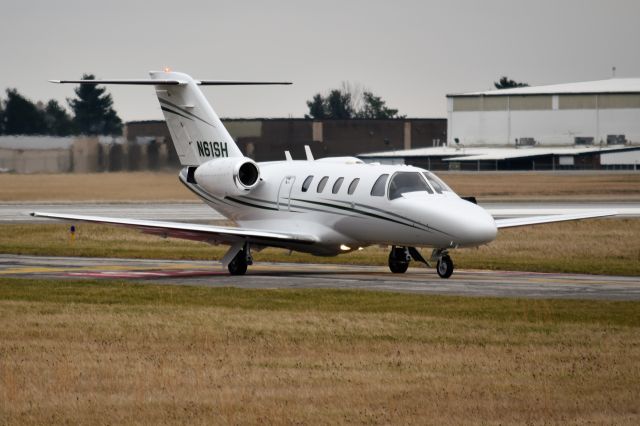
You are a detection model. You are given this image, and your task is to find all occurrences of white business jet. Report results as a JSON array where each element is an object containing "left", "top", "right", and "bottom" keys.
[{"left": 32, "top": 71, "right": 615, "bottom": 278}]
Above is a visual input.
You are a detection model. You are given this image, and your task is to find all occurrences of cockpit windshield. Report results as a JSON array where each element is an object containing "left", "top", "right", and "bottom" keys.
[
  {"left": 388, "top": 172, "right": 432, "bottom": 200},
  {"left": 422, "top": 171, "right": 452, "bottom": 194}
]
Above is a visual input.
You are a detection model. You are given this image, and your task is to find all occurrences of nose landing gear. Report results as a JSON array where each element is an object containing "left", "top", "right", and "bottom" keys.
[
  {"left": 431, "top": 248, "right": 454, "bottom": 279},
  {"left": 435, "top": 254, "right": 454, "bottom": 279},
  {"left": 387, "top": 246, "right": 455, "bottom": 279}
]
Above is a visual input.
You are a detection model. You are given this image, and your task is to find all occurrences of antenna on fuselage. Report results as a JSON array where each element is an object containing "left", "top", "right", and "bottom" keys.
[
  {"left": 304, "top": 145, "right": 314, "bottom": 161},
  {"left": 284, "top": 151, "right": 293, "bottom": 161}
]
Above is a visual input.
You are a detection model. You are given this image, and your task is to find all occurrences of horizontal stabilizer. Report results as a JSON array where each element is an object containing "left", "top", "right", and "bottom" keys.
[
  {"left": 50, "top": 70, "right": 291, "bottom": 167},
  {"left": 198, "top": 80, "right": 292, "bottom": 85},
  {"left": 494, "top": 210, "right": 617, "bottom": 229},
  {"left": 50, "top": 79, "right": 292, "bottom": 86}
]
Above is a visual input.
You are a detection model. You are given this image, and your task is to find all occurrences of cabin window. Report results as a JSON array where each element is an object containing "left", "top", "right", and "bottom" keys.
[
  {"left": 422, "top": 171, "right": 452, "bottom": 194},
  {"left": 348, "top": 178, "right": 360, "bottom": 195},
  {"left": 302, "top": 175, "right": 314, "bottom": 192},
  {"left": 388, "top": 172, "right": 431, "bottom": 200},
  {"left": 332, "top": 177, "right": 344, "bottom": 194},
  {"left": 317, "top": 176, "right": 329, "bottom": 193},
  {"left": 370, "top": 174, "right": 389, "bottom": 196}
]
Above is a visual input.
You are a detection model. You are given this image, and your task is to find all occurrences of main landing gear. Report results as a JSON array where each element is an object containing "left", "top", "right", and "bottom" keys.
[
  {"left": 388, "top": 246, "right": 410, "bottom": 273},
  {"left": 227, "top": 244, "right": 252, "bottom": 275},
  {"left": 387, "top": 246, "right": 455, "bottom": 279}
]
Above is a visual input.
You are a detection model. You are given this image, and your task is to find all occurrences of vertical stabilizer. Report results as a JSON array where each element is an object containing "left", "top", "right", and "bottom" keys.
[
  {"left": 50, "top": 71, "right": 290, "bottom": 166},
  {"left": 150, "top": 71, "right": 243, "bottom": 165}
]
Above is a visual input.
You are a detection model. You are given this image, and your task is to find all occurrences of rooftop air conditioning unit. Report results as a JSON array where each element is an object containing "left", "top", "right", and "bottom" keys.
[
  {"left": 574, "top": 137, "right": 594, "bottom": 146},
  {"left": 516, "top": 137, "right": 536, "bottom": 147},
  {"left": 606, "top": 135, "right": 626, "bottom": 145}
]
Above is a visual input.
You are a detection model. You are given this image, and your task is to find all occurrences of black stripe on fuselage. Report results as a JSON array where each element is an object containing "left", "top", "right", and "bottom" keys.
[
  {"left": 292, "top": 197, "right": 455, "bottom": 238},
  {"left": 238, "top": 193, "right": 448, "bottom": 236},
  {"left": 179, "top": 177, "right": 234, "bottom": 208},
  {"left": 351, "top": 201, "right": 453, "bottom": 236},
  {"left": 189, "top": 184, "right": 452, "bottom": 238},
  {"left": 237, "top": 195, "right": 361, "bottom": 216},
  {"left": 226, "top": 196, "right": 279, "bottom": 211},
  {"left": 290, "top": 197, "right": 428, "bottom": 232}
]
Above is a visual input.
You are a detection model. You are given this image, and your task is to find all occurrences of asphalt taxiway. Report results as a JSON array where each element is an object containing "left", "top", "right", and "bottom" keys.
[{"left": 1, "top": 254, "right": 638, "bottom": 300}]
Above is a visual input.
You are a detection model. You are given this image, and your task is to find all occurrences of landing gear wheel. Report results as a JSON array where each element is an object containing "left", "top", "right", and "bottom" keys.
[
  {"left": 388, "top": 247, "right": 409, "bottom": 274},
  {"left": 227, "top": 250, "right": 248, "bottom": 275},
  {"left": 436, "top": 255, "right": 454, "bottom": 279}
]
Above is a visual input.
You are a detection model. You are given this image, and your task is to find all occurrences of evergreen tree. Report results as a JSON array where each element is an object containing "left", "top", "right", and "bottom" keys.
[
  {"left": 494, "top": 76, "right": 529, "bottom": 89},
  {"left": 306, "top": 85, "right": 402, "bottom": 119},
  {"left": 326, "top": 89, "right": 353, "bottom": 119},
  {"left": 306, "top": 94, "right": 327, "bottom": 119},
  {"left": 356, "top": 92, "right": 401, "bottom": 119},
  {"left": 0, "top": 98, "right": 4, "bottom": 134},
  {"left": 44, "top": 100, "right": 75, "bottom": 136},
  {"left": 2, "top": 89, "right": 47, "bottom": 135},
  {"left": 68, "top": 74, "right": 122, "bottom": 135}
]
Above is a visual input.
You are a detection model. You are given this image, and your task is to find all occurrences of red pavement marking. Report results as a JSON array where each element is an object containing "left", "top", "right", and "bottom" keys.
[{"left": 64, "top": 269, "right": 228, "bottom": 279}]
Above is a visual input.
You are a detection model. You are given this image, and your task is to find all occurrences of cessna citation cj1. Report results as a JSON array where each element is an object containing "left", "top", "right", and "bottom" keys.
[{"left": 32, "top": 71, "right": 616, "bottom": 278}]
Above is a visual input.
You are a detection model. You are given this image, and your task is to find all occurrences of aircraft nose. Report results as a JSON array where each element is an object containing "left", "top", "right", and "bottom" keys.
[
  {"left": 465, "top": 203, "right": 498, "bottom": 245},
  {"left": 449, "top": 200, "right": 497, "bottom": 246}
]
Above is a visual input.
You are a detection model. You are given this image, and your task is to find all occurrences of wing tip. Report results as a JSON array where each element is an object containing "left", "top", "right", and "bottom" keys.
[{"left": 495, "top": 209, "right": 619, "bottom": 229}]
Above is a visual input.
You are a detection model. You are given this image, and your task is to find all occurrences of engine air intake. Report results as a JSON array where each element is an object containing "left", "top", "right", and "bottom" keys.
[
  {"left": 238, "top": 161, "right": 259, "bottom": 187},
  {"left": 193, "top": 157, "right": 261, "bottom": 197}
]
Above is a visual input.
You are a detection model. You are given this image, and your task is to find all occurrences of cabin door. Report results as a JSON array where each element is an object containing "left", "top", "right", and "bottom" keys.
[{"left": 277, "top": 176, "right": 296, "bottom": 211}]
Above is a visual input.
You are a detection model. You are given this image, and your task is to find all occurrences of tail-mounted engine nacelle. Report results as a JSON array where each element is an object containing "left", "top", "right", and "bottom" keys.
[{"left": 193, "top": 157, "right": 261, "bottom": 197}]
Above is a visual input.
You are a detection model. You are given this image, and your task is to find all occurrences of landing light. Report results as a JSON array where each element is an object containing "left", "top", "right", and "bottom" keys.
[{"left": 340, "top": 244, "right": 351, "bottom": 251}]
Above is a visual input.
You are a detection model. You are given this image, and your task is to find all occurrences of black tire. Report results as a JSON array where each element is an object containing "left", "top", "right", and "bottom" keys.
[
  {"left": 388, "top": 249, "right": 409, "bottom": 274},
  {"left": 227, "top": 252, "right": 248, "bottom": 275},
  {"left": 436, "top": 255, "right": 454, "bottom": 279}
]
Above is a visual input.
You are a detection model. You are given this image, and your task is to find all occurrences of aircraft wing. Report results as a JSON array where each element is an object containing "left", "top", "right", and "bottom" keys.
[
  {"left": 30, "top": 212, "right": 317, "bottom": 247},
  {"left": 494, "top": 210, "right": 617, "bottom": 229}
]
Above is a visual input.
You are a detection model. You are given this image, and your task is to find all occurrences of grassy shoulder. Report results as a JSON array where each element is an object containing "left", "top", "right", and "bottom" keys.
[
  {"left": 1, "top": 218, "right": 639, "bottom": 275},
  {"left": 1, "top": 171, "right": 639, "bottom": 201},
  {"left": 1, "top": 278, "right": 639, "bottom": 424},
  {"left": 2, "top": 277, "right": 639, "bottom": 326}
]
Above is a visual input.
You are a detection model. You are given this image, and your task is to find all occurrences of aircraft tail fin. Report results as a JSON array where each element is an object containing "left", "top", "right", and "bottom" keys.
[
  {"left": 150, "top": 71, "right": 241, "bottom": 165},
  {"left": 51, "top": 72, "right": 291, "bottom": 166}
]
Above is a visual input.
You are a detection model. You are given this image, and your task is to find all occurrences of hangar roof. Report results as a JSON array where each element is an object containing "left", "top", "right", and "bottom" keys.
[
  {"left": 448, "top": 78, "right": 640, "bottom": 97},
  {"left": 0, "top": 136, "right": 75, "bottom": 150},
  {"left": 359, "top": 145, "right": 640, "bottom": 162}
]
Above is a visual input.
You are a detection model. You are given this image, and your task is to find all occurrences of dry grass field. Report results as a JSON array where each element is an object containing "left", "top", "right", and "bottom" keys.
[
  {"left": 0, "top": 280, "right": 639, "bottom": 425},
  {"left": 1, "top": 218, "right": 639, "bottom": 275},
  {"left": 0, "top": 172, "right": 198, "bottom": 202},
  {"left": 2, "top": 172, "right": 639, "bottom": 424},
  {"left": 1, "top": 171, "right": 639, "bottom": 201}
]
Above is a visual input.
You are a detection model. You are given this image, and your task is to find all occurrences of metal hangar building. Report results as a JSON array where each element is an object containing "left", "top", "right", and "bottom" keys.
[
  {"left": 447, "top": 78, "right": 640, "bottom": 147},
  {"left": 360, "top": 78, "right": 640, "bottom": 170}
]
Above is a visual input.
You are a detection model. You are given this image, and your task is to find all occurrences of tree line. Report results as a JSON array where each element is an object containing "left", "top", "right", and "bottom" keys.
[
  {"left": 0, "top": 74, "right": 122, "bottom": 136},
  {"left": 304, "top": 76, "right": 528, "bottom": 119},
  {"left": 1, "top": 75, "right": 529, "bottom": 136},
  {"left": 306, "top": 82, "right": 403, "bottom": 119}
]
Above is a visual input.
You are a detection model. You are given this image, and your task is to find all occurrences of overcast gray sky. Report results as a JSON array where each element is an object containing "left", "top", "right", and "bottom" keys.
[{"left": 1, "top": 0, "right": 639, "bottom": 121}]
